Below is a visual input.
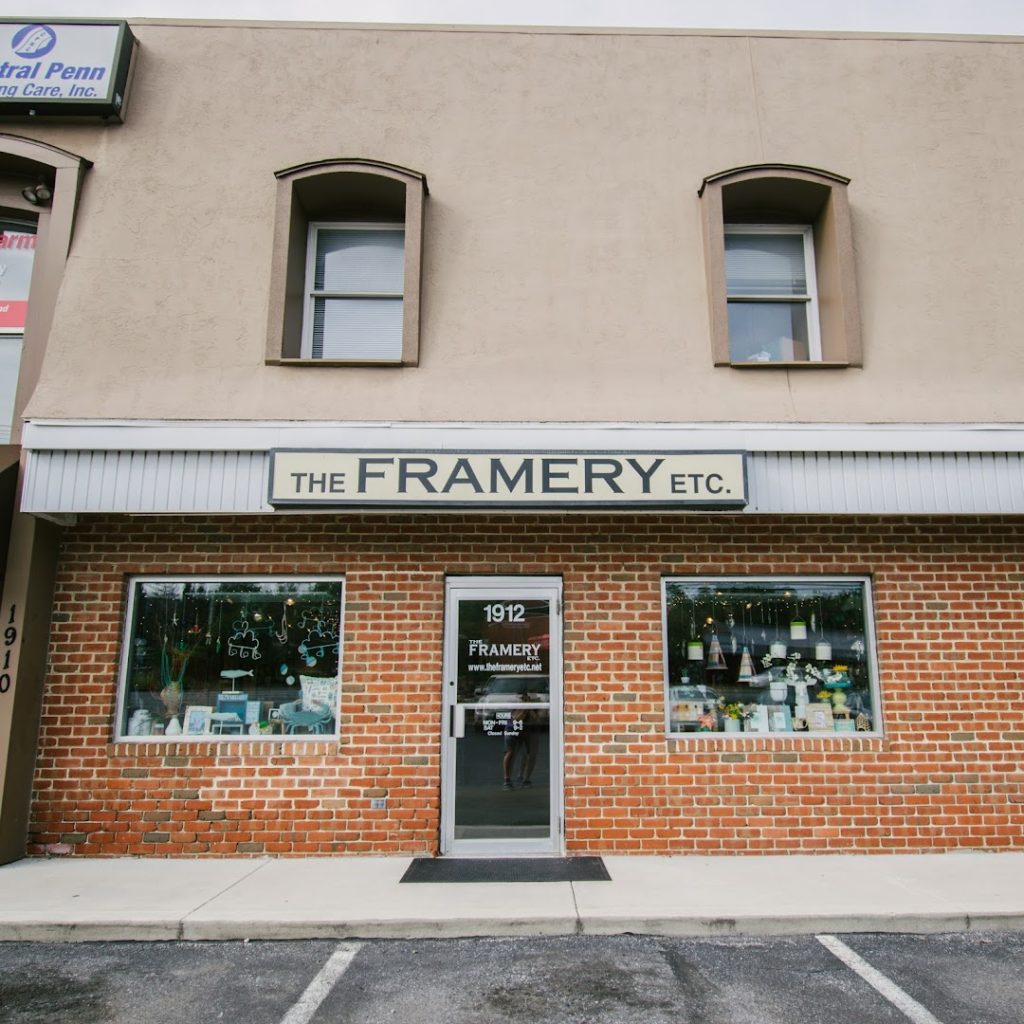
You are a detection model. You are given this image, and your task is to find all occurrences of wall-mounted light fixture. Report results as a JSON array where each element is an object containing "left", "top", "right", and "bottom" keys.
[{"left": 21, "top": 182, "right": 53, "bottom": 206}]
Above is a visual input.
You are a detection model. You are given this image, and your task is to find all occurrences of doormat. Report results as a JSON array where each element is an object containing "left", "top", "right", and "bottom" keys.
[{"left": 400, "top": 856, "right": 610, "bottom": 883}]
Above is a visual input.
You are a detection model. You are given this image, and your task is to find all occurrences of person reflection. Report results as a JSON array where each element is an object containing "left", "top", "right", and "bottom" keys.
[{"left": 502, "top": 690, "right": 539, "bottom": 790}]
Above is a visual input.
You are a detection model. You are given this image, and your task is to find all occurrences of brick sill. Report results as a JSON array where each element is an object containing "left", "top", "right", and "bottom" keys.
[{"left": 108, "top": 739, "right": 340, "bottom": 756}]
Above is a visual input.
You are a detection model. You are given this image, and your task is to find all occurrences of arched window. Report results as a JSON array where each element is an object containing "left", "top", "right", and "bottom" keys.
[
  {"left": 266, "top": 159, "right": 428, "bottom": 366},
  {"left": 699, "top": 165, "right": 860, "bottom": 367},
  {"left": 0, "top": 134, "right": 90, "bottom": 446}
]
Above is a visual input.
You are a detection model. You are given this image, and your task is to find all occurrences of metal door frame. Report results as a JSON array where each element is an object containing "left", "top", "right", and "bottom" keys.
[{"left": 440, "top": 576, "right": 563, "bottom": 856}]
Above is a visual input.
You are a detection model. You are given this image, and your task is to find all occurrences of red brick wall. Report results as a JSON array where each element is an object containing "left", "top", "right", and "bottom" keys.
[{"left": 27, "top": 513, "right": 1024, "bottom": 856}]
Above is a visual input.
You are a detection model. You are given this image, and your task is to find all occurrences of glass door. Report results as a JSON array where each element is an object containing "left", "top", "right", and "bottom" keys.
[{"left": 441, "top": 577, "right": 562, "bottom": 855}]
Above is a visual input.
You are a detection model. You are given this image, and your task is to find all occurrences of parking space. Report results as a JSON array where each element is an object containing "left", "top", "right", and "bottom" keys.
[
  {"left": 0, "top": 941, "right": 334, "bottom": 1024},
  {"left": 840, "top": 932, "right": 1024, "bottom": 1024},
  {"left": 324, "top": 934, "right": 909, "bottom": 1024},
  {"left": 1, "top": 932, "right": 1021, "bottom": 1023}
]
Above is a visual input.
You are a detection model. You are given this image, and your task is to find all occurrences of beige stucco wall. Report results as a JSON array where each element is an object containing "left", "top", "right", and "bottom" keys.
[{"left": 16, "top": 23, "right": 1024, "bottom": 424}]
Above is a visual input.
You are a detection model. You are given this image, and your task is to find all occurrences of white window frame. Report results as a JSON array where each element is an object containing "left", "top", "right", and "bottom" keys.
[
  {"left": 300, "top": 221, "right": 405, "bottom": 361},
  {"left": 0, "top": 218, "right": 36, "bottom": 336},
  {"left": 724, "top": 224, "right": 822, "bottom": 362},
  {"left": 0, "top": 219, "right": 35, "bottom": 444},
  {"left": 660, "top": 575, "right": 883, "bottom": 739},
  {"left": 114, "top": 574, "right": 345, "bottom": 743}
]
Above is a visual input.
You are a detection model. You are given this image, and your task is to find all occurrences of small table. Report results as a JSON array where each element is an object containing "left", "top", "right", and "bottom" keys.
[{"left": 280, "top": 708, "right": 331, "bottom": 734}]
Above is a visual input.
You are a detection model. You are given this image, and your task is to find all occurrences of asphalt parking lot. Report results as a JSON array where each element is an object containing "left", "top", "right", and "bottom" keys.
[{"left": 1, "top": 931, "right": 1022, "bottom": 1024}]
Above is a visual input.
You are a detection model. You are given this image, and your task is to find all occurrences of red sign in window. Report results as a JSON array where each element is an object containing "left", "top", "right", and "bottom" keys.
[
  {"left": 0, "top": 300, "right": 28, "bottom": 330},
  {"left": 0, "top": 230, "right": 35, "bottom": 332}
]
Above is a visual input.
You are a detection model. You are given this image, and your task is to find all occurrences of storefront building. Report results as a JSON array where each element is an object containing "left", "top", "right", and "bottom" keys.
[{"left": 1, "top": 19, "right": 1022, "bottom": 860}]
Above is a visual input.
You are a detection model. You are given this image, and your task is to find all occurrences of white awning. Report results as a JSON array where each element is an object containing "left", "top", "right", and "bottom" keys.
[{"left": 19, "top": 420, "right": 1024, "bottom": 516}]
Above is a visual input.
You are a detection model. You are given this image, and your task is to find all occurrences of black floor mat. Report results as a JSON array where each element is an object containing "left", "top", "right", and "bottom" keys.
[{"left": 400, "top": 856, "right": 610, "bottom": 883}]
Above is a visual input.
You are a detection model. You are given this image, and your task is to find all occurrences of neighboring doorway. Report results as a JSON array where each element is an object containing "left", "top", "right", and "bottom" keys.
[{"left": 440, "top": 577, "right": 563, "bottom": 855}]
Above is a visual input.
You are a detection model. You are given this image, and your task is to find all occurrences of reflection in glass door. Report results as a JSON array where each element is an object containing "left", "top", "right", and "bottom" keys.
[{"left": 441, "top": 578, "right": 562, "bottom": 855}]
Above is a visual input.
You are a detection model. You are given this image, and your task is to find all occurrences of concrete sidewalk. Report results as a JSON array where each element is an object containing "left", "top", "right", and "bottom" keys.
[{"left": 0, "top": 852, "right": 1022, "bottom": 942}]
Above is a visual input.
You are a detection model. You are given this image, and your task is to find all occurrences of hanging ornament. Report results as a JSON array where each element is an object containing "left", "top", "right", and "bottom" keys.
[
  {"left": 685, "top": 599, "right": 703, "bottom": 660},
  {"left": 227, "top": 618, "right": 261, "bottom": 660},
  {"left": 706, "top": 633, "right": 726, "bottom": 670},
  {"left": 737, "top": 645, "right": 755, "bottom": 682},
  {"left": 789, "top": 595, "right": 807, "bottom": 639},
  {"left": 814, "top": 595, "right": 830, "bottom": 660},
  {"left": 770, "top": 600, "right": 786, "bottom": 658},
  {"left": 275, "top": 605, "right": 289, "bottom": 643}
]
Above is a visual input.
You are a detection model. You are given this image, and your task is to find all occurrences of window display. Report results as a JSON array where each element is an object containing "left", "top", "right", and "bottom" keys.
[
  {"left": 116, "top": 577, "right": 343, "bottom": 740},
  {"left": 662, "top": 577, "right": 879, "bottom": 736}
]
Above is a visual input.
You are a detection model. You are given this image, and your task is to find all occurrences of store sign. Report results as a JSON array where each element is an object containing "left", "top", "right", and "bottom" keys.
[
  {"left": 269, "top": 450, "right": 748, "bottom": 509},
  {"left": 0, "top": 21, "right": 136, "bottom": 120}
]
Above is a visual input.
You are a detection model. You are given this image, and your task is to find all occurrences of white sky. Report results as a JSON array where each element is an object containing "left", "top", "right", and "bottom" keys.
[{"left": 18, "top": 0, "right": 1024, "bottom": 35}]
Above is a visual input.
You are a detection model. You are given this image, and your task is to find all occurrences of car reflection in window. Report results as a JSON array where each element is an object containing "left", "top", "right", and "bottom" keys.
[{"left": 472, "top": 675, "right": 549, "bottom": 730}]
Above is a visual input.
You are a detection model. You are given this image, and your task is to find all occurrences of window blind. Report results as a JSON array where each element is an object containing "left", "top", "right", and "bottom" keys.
[
  {"left": 725, "top": 233, "right": 807, "bottom": 296},
  {"left": 310, "top": 227, "right": 405, "bottom": 360},
  {"left": 314, "top": 229, "right": 404, "bottom": 293}
]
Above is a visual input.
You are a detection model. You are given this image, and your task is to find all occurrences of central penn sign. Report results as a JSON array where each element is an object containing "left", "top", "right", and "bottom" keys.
[
  {"left": 269, "top": 450, "right": 747, "bottom": 509},
  {"left": 0, "top": 20, "right": 136, "bottom": 120}
]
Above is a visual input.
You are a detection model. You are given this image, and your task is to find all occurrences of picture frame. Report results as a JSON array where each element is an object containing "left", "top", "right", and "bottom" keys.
[
  {"left": 746, "top": 705, "right": 770, "bottom": 733},
  {"left": 672, "top": 700, "right": 705, "bottom": 723},
  {"left": 768, "top": 704, "right": 793, "bottom": 732},
  {"left": 216, "top": 691, "right": 248, "bottom": 723},
  {"left": 182, "top": 705, "right": 213, "bottom": 735},
  {"left": 834, "top": 718, "right": 857, "bottom": 733},
  {"left": 804, "top": 702, "right": 834, "bottom": 732}
]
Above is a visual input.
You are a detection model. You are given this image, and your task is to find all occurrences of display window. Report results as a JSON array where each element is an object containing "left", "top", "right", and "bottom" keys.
[
  {"left": 116, "top": 577, "right": 344, "bottom": 741},
  {"left": 662, "top": 577, "right": 880, "bottom": 736}
]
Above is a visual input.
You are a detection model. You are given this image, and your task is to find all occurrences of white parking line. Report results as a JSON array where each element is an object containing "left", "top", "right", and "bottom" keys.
[
  {"left": 816, "top": 934, "right": 944, "bottom": 1024},
  {"left": 279, "top": 942, "right": 361, "bottom": 1024}
]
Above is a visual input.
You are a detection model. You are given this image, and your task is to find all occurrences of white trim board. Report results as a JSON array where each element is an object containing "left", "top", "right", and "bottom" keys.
[{"left": 21, "top": 418, "right": 1024, "bottom": 454}]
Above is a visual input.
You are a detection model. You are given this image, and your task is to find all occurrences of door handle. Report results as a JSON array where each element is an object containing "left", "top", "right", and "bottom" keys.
[{"left": 450, "top": 704, "right": 466, "bottom": 739}]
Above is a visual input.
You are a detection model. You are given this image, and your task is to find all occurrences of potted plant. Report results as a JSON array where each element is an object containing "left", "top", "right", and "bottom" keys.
[{"left": 719, "top": 701, "right": 746, "bottom": 732}]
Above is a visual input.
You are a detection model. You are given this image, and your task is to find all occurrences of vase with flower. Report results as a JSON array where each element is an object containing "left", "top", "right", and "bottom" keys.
[{"left": 719, "top": 700, "right": 748, "bottom": 733}]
